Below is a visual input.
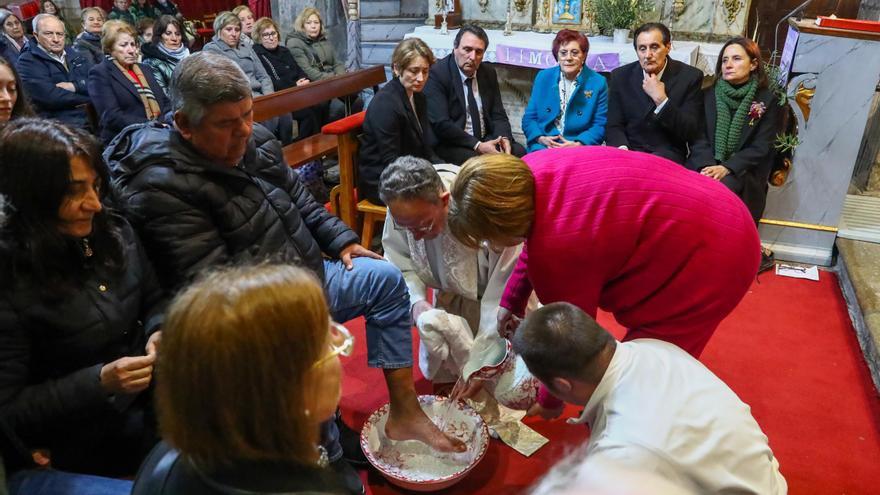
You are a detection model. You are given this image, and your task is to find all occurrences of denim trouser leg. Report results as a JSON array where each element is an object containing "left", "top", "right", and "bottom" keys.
[
  {"left": 322, "top": 258, "right": 413, "bottom": 369},
  {"left": 319, "top": 257, "right": 412, "bottom": 461},
  {"left": 8, "top": 469, "right": 132, "bottom": 495}
]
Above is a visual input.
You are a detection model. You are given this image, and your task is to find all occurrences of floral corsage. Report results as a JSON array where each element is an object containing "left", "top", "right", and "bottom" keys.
[{"left": 748, "top": 101, "right": 766, "bottom": 126}]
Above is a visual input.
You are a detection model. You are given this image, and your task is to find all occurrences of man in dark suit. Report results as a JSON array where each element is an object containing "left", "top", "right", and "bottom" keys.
[
  {"left": 606, "top": 22, "right": 704, "bottom": 165},
  {"left": 423, "top": 24, "right": 526, "bottom": 165}
]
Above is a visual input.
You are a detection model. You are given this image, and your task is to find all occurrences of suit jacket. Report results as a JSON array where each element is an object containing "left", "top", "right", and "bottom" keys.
[
  {"left": 687, "top": 86, "right": 780, "bottom": 222},
  {"left": 359, "top": 77, "right": 441, "bottom": 205},
  {"left": 88, "top": 59, "right": 170, "bottom": 144},
  {"left": 16, "top": 45, "right": 92, "bottom": 128},
  {"left": 423, "top": 55, "right": 514, "bottom": 150},
  {"left": 521, "top": 65, "right": 608, "bottom": 152},
  {"left": 606, "top": 58, "right": 704, "bottom": 164}
]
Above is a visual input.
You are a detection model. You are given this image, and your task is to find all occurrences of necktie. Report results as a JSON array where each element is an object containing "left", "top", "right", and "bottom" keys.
[{"left": 465, "top": 77, "right": 482, "bottom": 139}]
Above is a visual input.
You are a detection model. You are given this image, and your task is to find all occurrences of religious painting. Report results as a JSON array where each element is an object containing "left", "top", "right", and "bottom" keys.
[
  {"left": 552, "top": 0, "right": 582, "bottom": 24},
  {"left": 536, "top": 0, "right": 596, "bottom": 34}
]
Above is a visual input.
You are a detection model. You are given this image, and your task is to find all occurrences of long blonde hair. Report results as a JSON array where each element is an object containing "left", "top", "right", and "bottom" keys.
[
  {"left": 294, "top": 7, "right": 322, "bottom": 36},
  {"left": 157, "top": 264, "right": 331, "bottom": 468},
  {"left": 448, "top": 154, "right": 535, "bottom": 249}
]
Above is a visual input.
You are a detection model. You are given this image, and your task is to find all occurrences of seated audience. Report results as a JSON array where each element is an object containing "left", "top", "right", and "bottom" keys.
[
  {"left": 136, "top": 17, "right": 154, "bottom": 45},
  {"left": 423, "top": 24, "right": 525, "bottom": 165},
  {"left": 522, "top": 29, "right": 607, "bottom": 152},
  {"left": 203, "top": 12, "right": 272, "bottom": 96},
  {"left": 152, "top": 0, "right": 178, "bottom": 17},
  {"left": 74, "top": 7, "right": 106, "bottom": 66},
  {"left": 606, "top": 22, "right": 704, "bottom": 165},
  {"left": 18, "top": 14, "right": 92, "bottom": 129},
  {"left": 252, "top": 16, "right": 319, "bottom": 140},
  {"left": 108, "top": 0, "right": 136, "bottom": 25},
  {"left": 140, "top": 14, "right": 188, "bottom": 95},
  {"left": 360, "top": 38, "right": 441, "bottom": 205},
  {"left": 105, "top": 52, "right": 464, "bottom": 494},
  {"left": 687, "top": 36, "right": 781, "bottom": 273},
  {"left": 130, "top": 0, "right": 156, "bottom": 22},
  {"left": 513, "top": 302, "right": 788, "bottom": 493},
  {"left": 286, "top": 7, "right": 358, "bottom": 122},
  {"left": 88, "top": 22, "right": 169, "bottom": 144},
  {"left": 0, "top": 119, "right": 165, "bottom": 488},
  {"left": 380, "top": 156, "right": 525, "bottom": 386},
  {"left": 0, "top": 10, "right": 28, "bottom": 64},
  {"left": 39, "top": 0, "right": 75, "bottom": 43},
  {"left": 131, "top": 265, "right": 350, "bottom": 494},
  {"left": 447, "top": 149, "right": 760, "bottom": 415},
  {"left": 232, "top": 5, "right": 255, "bottom": 47},
  {"left": 0, "top": 56, "right": 34, "bottom": 122}
]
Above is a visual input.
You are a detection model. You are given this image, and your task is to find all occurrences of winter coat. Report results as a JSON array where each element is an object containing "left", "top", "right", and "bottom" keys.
[
  {"left": 16, "top": 44, "right": 92, "bottom": 128},
  {"left": 87, "top": 58, "right": 171, "bottom": 144},
  {"left": 284, "top": 31, "right": 343, "bottom": 82},
  {"left": 108, "top": 7, "right": 137, "bottom": 25},
  {"left": 140, "top": 42, "right": 180, "bottom": 95},
  {"left": 0, "top": 217, "right": 165, "bottom": 472},
  {"left": 73, "top": 32, "right": 104, "bottom": 66},
  {"left": 152, "top": 0, "right": 178, "bottom": 16},
  {"left": 253, "top": 43, "right": 307, "bottom": 91},
  {"left": 105, "top": 122, "right": 359, "bottom": 290},
  {"left": 203, "top": 37, "right": 274, "bottom": 96}
]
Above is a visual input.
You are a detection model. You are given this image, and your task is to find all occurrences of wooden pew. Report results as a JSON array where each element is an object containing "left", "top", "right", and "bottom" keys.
[{"left": 253, "top": 66, "right": 387, "bottom": 230}]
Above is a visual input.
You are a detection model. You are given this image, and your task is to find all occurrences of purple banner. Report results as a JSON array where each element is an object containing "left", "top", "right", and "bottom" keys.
[{"left": 496, "top": 44, "right": 620, "bottom": 72}]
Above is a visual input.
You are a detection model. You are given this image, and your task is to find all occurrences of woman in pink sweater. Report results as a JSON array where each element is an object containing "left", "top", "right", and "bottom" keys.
[{"left": 449, "top": 147, "right": 760, "bottom": 413}]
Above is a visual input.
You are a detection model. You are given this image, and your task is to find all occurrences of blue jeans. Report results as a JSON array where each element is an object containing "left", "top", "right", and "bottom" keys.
[
  {"left": 8, "top": 469, "right": 132, "bottom": 495},
  {"left": 319, "top": 257, "right": 412, "bottom": 460}
]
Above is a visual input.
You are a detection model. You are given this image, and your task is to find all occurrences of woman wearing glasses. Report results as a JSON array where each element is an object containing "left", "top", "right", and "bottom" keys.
[
  {"left": 521, "top": 29, "right": 607, "bottom": 152},
  {"left": 131, "top": 264, "right": 353, "bottom": 494}
]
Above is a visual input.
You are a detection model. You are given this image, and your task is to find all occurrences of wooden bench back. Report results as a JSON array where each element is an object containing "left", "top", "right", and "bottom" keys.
[{"left": 253, "top": 65, "right": 386, "bottom": 122}]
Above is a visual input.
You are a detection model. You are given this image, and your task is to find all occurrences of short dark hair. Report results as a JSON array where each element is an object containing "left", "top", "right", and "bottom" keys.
[
  {"left": 512, "top": 302, "right": 615, "bottom": 385},
  {"left": 454, "top": 24, "right": 489, "bottom": 50},
  {"left": 633, "top": 22, "right": 671, "bottom": 50},
  {"left": 151, "top": 14, "right": 187, "bottom": 47},
  {"left": 552, "top": 29, "right": 589, "bottom": 62}
]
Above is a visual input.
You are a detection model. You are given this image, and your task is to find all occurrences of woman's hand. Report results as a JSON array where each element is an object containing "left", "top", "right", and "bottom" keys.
[
  {"left": 526, "top": 402, "right": 565, "bottom": 420},
  {"left": 554, "top": 136, "right": 581, "bottom": 148},
  {"left": 100, "top": 353, "right": 156, "bottom": 395},
  {"left": 296, "top": 78, "right": 310, "bottom": 86},
  {"left": 497, "top": 307, "right": 522, "bottom": 339},
  {"left": 701, "top": 165, "right": 730, "bottom": 181},
  {"left": 339, "top": 243, "right": 383, "bottom": 270},
  {"left": 145, "top": 331, "right": 162, "bottom": 356},
  {"left": 538, "top": 135, "right": 562, "bottom": 148}
]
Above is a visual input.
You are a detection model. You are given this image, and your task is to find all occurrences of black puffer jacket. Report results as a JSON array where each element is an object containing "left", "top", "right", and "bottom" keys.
[
  {"left": 0, "top": 217, "right": 165, "bottom": 473},
  {"left": 105, "top": 122, "right": 359, "bottom": 290}
]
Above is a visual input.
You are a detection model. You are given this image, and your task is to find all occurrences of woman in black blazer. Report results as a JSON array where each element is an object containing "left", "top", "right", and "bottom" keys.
[
  {"left": 359, "top": 37, "right": 442, "bottom": 205},
  {"left": 687, "top": 36, "right": 780, "bottom": 271},
  {"left": 87, "top": 23, "right": 169, "bottom": 144}
]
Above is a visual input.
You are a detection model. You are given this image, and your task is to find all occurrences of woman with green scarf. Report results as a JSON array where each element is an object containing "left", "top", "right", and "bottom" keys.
[{"left": 687, "top": 36, "right": 780, "bottom": 272}]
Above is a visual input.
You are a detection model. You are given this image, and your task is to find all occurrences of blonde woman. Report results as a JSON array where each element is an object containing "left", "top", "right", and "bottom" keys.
[
  {"left": 131, "top": 265, "right": 351, "bottom": 494},
  {"left": 359, "top": 38, "right": 441, "bottom": 205},
  {"left": 285, "top": 7, "right": 342, "bottom": 82},
  {"left": 232, "top": 5, "right": 255, "bottom": 46}
]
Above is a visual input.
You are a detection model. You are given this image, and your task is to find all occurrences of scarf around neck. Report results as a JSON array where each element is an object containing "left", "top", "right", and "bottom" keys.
[
  {"left": 112, "top": 59, "right": 161, "bottom": 120},
  {"left": 80, "top": 31, "right": 101, "bottom": 43},
  {"left": 157, "top": 42, "right": 189, "bottom": 60},
  {"left": 713, "top": 76, "right": 758, "bottom": 162}
]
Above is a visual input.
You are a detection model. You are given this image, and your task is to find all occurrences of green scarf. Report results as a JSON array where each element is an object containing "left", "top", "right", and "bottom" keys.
[{"left": 714, "top": 76, "right": 758, "bottom": 162}]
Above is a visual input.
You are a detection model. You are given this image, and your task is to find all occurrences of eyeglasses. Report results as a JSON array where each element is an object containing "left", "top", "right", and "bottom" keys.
[
  {"left": 558, "top": 49, "right": 582, "bottom": 59},
  {"left": 261, "top": 30, "right": 278, "bottom": 39},
  {"left": 312, "top": 320, "right": 354, "bottom": 368}
]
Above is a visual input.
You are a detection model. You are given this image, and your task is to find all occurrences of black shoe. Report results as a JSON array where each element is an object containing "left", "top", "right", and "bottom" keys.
[
  {"left": 759, "top": 251, "right": 775, "bottom": 273},
  {"left": 329, "top": 458, "right": 365, "bottom": 495},
  {"left": 336, "top": 416, "right": 369, "bottom": 467}
]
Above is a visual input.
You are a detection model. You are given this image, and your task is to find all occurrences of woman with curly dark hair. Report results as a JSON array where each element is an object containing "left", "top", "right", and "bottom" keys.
[{"left": 0, "top": 119, "right": 166, "bottom": 493}]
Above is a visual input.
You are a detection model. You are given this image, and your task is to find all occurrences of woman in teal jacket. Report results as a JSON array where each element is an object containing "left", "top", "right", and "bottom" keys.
[{"left": 522, "top": 29, "right": 608, "bottom": 152}]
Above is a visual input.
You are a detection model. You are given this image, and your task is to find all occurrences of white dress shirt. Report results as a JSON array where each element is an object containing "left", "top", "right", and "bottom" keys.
[{"left": 568, "top": 340, "right": 788, "bottom": 494}]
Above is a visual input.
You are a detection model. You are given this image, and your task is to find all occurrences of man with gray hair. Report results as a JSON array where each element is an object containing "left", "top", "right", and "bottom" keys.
[
  {"left": 380, "top": 156, "right": 529, "bottom": 391},
  {"left": 16, "top": 14, "right": 92, "bottom": 128},
  {"left": 105, "top": 53, "right": 465, "bottom": 495},
  {"left": 514, "top": 302, "right": 787, "bottom": 494}
]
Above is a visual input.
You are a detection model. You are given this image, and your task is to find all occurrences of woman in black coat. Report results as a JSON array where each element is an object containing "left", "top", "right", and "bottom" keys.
[
  {"left": 687, "top": 36, "right": 780, "bottom": 271},
  {"left": 0, "top": 119, "right": 166, "bottom": 483},
  {"left": 88, "top": 23, "right": 169, "bottom": 144},
  {"left": 359, "top": 38, "right": 442, "bottom": 205}
]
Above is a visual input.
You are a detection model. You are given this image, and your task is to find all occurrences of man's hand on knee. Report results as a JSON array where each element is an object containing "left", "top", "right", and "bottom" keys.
[{"left": 339, "top": 243, "right": 383, "bottom": 270}]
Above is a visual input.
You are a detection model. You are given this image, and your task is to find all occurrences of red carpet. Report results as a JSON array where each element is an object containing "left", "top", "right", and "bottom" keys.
[{"left": 338, "top": 271, "right": 880, "bottom": 494}]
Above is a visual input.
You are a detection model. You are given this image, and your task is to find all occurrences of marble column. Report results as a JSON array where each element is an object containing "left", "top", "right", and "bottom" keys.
[
  {"left": 759, "top": 25, "right": 880, "bottom": 265},
  {"left": 271, "top": 0, "right": 349, "bottom": 70}
]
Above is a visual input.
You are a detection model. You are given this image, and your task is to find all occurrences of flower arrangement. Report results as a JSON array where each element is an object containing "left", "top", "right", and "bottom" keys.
[
  {"left": 748, "top": 101, "right": 766, "bottom": 126},
  {"left": 594, "top": 0, "right": 653, "bottom": 34}
]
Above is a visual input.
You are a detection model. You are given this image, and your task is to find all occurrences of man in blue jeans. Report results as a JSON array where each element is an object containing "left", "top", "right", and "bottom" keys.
[{"left": 106, "top": 52, "right": 465, "bottom": 494}]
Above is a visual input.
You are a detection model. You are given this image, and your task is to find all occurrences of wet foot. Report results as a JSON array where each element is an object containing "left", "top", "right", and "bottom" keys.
[{"left": 384, "top": 404, "right": 467, "bottom": 453}]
